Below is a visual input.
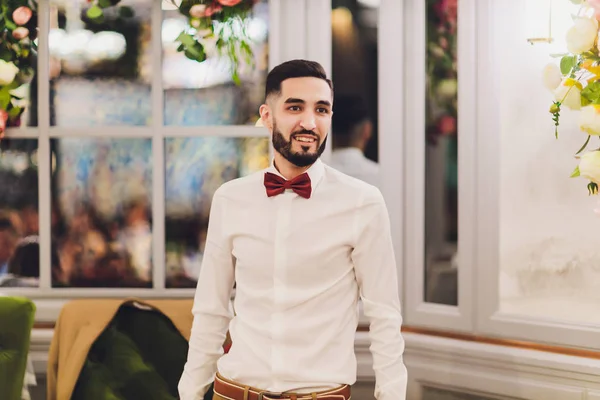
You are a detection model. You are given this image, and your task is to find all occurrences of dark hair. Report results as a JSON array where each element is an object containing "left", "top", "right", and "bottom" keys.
[
  {"left": 8, "top": 241, "right": 39, "bottom": 278},
  {"left": 265, "top": 59, "right": 333, "bottom": 100}
]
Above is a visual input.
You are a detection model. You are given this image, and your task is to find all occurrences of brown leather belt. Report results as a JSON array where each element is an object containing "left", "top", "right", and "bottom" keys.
[{"left": 214, "top": 373, "right": 351, "bottom": 400}]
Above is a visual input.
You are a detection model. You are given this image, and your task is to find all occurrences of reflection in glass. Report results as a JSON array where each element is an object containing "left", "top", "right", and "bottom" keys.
[
  {"left": 49, "top": 0, "right": 152, "bottom": 126},
  {"left": 0, "top": 139, "right": 39, "bottom": 288},
  {"left": 424, "top": 0, "right": 458, "bottom": 305},
  {"left": 51, "top": 138, "right": 152, "bottom": 288},
  {"left": 162, "top": 0, "right": 269, "bottom": 126},
  {"left": 330, "top": 3, "right": 380, "bottom": 188},
  {"left": 164, "top": 137, "right": 269, "bottom": 288}
]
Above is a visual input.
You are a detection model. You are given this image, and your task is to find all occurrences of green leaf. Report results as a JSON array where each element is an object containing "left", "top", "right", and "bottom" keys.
[
  {"left": 8, "top": 106, "right": 21, "bottom": 120},
  {"left": 118, "top": 6, "right": 134, "bottom": 18},
  {"left": 98, "top": 0, "right": 112, "bottom": 8},
  {"left": 0, "top": 89, "right": 11, "bottom": 109},
  {"left": 576, "top": 135, "right": 591, "bottom": 155},
  {"left": 571, "top": 165, "right": 581, "bottom": 178},
  {"left": 176, "top": 32, "right": 196, "bottom": 47},
  {"left": 581, "top": 81, "right": 600, "bottom": 104},
  {"left": 86, "top": 5, "right": 104, "bottom": 21},
  {"left": 560, "top": 55, "right": 577, "bottom": 75}
]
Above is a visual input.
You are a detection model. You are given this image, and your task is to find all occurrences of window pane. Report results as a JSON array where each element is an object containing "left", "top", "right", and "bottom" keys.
[
  {"left": 162, "top": 0, "right": 269, "bottom": 126},
  {"left": 424, "top": 0, "right": 458, "bottom": 305},
  {"left": 49, "top": 0, "right": 152, "bottom": 126},
  {"left": 0, "top": 139, "right": 39, "bottom": 288},
  {"left": 2, "top": 4, "right": 38, "bottom": 129},
  {"left": 330, "top": 2, "right": 380, "bottom": 188},
  {"left": 51, "top": 138, "right": 152, "bottom": 288},
  {"left": 165, "top": 137, "right": 269, "bottom": 288}
]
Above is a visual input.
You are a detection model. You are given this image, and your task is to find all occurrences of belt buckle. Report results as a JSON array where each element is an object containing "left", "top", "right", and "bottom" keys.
[{"left": 258, "top": 391, "right": 284, "bottom": 400}]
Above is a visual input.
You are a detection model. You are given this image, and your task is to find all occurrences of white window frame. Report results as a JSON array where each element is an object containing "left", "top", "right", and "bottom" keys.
[
  {"left": 378, "top": 0, "right": 405, "bottom": 326},
  {"left": 2, "top": 0, "right": 332, "bottom": 323},
  {"left": 399, "top": 0, "right": 475, "bottom": 332},
  {"left": 474, "top": 0, "right": 600, "bottom": 349}
]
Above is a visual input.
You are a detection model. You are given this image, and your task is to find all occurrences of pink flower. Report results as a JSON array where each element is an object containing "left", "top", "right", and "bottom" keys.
[
  {"left": 434, "top": 0, "right": 458, "bottom": 27},
  {"left": 12, "top": 27, "right": 29, "bottom": 40},
  {"left": 205, "top": 4, "right": 223, "bottom": 16},
  {"left": 588, "top": 0, "right": 600, "bottom": 20},
  {"left": 437, "top": 115, "right": 457, "bottom": 135},
  {"left": 0, "top": 109, "right": 8, "bottom": 139},
  {"left": 12, "top": 6, "right": 32, "bottom": 26},
  {"left": 218, "top": 0, "right": 243, "bottom": 6}
]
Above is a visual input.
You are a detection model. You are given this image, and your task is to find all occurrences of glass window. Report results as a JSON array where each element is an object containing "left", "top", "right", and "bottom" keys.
[
  {"left": 0, "top": 139, "right": 39, "bottom": 288},
  {"left": 330, "top": 1, "right": 380, "bottom": 189},
  {"left": 48, "top": 0, "right": 152, "bottom": 126},
  {"left": 424, "top": 0, "right": 458, "bottom": 305},
  {"left": 50, "top": 138, "right": 153, "bottom": 288},
  {"left": 162, "top": 0, "right": 269, "bottom": 126},
  {"left": 164, "top": 136, "right": 269, "bottom": 288}
]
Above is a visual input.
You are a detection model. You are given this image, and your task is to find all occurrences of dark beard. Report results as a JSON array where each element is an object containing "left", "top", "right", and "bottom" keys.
[{"left": 271, "top": 124, "right": 327, "bottom": 168}]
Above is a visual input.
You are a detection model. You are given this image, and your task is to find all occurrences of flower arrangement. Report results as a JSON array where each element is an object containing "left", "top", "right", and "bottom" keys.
[
  {"left": 543, "top": 0, "right": 600, "bottom": 195},
  {"left": 425, "top": 0, "right": 458, "bottom": 145},
  {"left": 85, "top": 0, "right": 257, "bottom": 84},
  {"left": 169, "top": 0, "right": 259, "bottom": 85},
  {"left": 0, "top": 1, "right": 37, "bottom": 138}
]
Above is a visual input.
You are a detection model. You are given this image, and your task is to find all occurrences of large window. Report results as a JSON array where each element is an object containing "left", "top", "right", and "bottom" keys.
[
  {"left": 398, "top": 0, "right": 600, "bottom": 351},
  {"left": 1, "top": 0, "right": 331, "bottom": 322}
]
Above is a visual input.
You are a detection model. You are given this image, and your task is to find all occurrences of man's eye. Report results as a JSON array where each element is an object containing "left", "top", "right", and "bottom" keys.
[
  {"left": 288, "top": 106, "right": 301, "bottom": 111},
  {"left": 317, "top": 108, "right": 329, "bottom": 114}
]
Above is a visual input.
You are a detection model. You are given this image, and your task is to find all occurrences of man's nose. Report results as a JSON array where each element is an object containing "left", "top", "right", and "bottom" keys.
[{"left": 300, "top": 113, "right": 317, "bottom": 131}]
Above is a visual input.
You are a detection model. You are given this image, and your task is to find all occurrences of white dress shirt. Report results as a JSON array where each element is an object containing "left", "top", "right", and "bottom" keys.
[
  {"left": 330, "top": 147, "right": 380, "bottom": 188},
  {"left": 178, "top": 159, "right": 407, "bottom": 400}
]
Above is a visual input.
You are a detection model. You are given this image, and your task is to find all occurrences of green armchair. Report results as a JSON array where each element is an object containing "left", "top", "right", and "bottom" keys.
[{"left": 0, "top": 296, "right": 36, "bottom": 400}]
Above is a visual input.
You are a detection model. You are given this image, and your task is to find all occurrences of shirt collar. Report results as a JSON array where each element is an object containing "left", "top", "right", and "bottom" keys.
[{"left": 266, "top": 158, "right": 326, "bottom": 191}]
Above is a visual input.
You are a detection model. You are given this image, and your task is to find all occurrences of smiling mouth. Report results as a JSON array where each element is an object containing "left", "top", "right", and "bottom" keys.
[{"left": 292, "top": 136, "right": 317, "bottom": 144}]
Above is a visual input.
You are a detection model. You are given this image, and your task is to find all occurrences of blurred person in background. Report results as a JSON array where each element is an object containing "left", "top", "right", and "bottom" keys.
[{"left": 330, "top": 94, "right": 379, "bottom": 188}]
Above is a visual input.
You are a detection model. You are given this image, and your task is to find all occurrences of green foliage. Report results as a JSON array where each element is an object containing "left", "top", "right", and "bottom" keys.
[
  {"left": 173, "top": 0, "right": 257, "bottom": 86},
  {"left": 0, "top": 1, "right": 37, "bottom": 131}
]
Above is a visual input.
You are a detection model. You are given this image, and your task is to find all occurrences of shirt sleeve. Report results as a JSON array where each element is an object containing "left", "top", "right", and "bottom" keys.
[
  {"left": 351, "top": 188, "right": 408, "bottom": 400},
  {"left": 178, "top": 191, "right": 236, "bottom": 400}
]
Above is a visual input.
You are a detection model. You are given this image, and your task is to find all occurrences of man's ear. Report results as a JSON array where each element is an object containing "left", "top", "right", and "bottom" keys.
[{"left": 259, "top": 103, "right": 273, "bottom": 130}]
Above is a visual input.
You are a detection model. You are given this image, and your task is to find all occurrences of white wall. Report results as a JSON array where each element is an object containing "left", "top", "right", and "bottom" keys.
[{"left": 497, "top": 0, "right": 600, "bottom": 324}]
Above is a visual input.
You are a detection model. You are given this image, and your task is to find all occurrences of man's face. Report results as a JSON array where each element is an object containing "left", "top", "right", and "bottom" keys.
[{"left": 261, "top": 77, "right": 333, "bottom": 167}]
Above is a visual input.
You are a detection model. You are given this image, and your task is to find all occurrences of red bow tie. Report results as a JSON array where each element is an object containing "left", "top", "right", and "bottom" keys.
[{"left": 264, "top": 172, "right": 312, "bottom": 199}]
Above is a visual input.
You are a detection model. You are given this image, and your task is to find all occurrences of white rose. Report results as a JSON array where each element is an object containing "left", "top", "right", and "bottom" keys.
[
  {"left": 554, "top": 78, "right": 582, "bottom": 110},
  {"left": 565, "top": 17, "right": 598, "bottom": 54},
  {"left": 542, "top": 63, "right": 562, "bottom": 91},
  {"left": 579, "top": 104, "right": 600, "bottom": 135},
  {"left": 579, "top": 150, "right": 600, "bottom": 184},
  {"left": 0, "top": 60, "right": 19, "bottom": 85}
]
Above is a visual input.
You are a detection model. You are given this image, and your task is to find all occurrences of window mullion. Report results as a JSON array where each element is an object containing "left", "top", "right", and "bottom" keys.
[
  {"left": 38, "top": 0, "right": 51, "bottom": 290},
  {"left": 152, "top": 0, "right": 166, "bottom": 291}
]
